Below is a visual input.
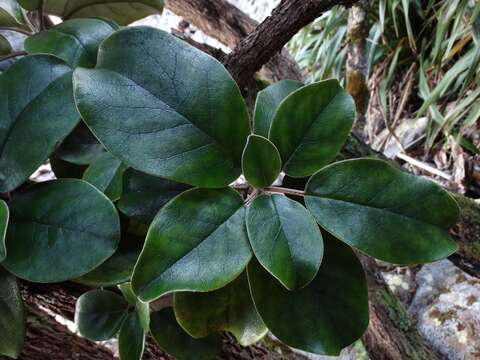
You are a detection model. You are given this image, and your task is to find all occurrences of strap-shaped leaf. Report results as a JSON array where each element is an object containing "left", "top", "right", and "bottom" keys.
[
  {"left": 25, "top": 18, "right": 119, "bottom": 68},
  {"left": 75, "top": 289, "right": 128, "bottom": 341},
  {"left": 0, "top": 0, "right": 26, "bottom": 27},
  {"left": 19, "top": 0, "right": 164, "bottom": 25},
  {"left": 0, "top": 267, "right": 25, "bottom": 359},
  {"left": 83, "top": 152, "right": 127, "bottom": 201},
  {"left": 248, "top": 234, "right": 368, "bottom": 356},
  {"left": 246, "top": 194, "right": 323, "bottom": 290},
  {"left": 253, "top": 79, "right": 303, "bottom": 137},
  {"left": 117, "top": 169, "right": 190, "bottom": 223},
  {"left": 132, "top": 187, "right": 252, "bottom": 302},
  {"left": 151, "top": 308, "right": 221, "bottom": 360},
  {"left": 0, "top": 199, "right": 8, "bottom": 261},
  {"left": 0, "top": 34, "right": 12, "bottom": 55},
  {"left": 242, "top": 135, "right": 281, "bottom": 189},
  {"left": 3, "top": 179, "right": 120, "bottom": 282},
  {"left": 73, "top": 27, "right": 250, "bottom": 188},
  {"left": 305, "top": 158, "right": 459, "bottom": 264},
  {"left": 118, "top": 311, "right": 146, "bottom": 360},
  {"left": 174, "top": 272, "right": 267, "bottom": 346},
  {"left": 0, "top": 54, "right": 79, "bottom": 192},
  {"left": 269, "top": 79, "right": 355, "bottom": 177}
]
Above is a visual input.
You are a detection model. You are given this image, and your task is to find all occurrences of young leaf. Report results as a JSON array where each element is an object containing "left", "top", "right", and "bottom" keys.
[
  {"left": 174, "top": 272, "right": 267, "bottom": 346},
  {"left": 0, "top": 55, "right": 79, "bottom": 192},
  {"left": 82, "top": 152, "right": 127, "bottom": 201},
  {"left": 246, "top": 194, "right": 323, "bottom": 290},
  {"left": 247, "top": 234, "right": 368, "bottom": 356},
  {"left": 253, "top": 80, "right": 303, "bottom": 137},
  {"left": 305, "top": 158, "right": 459, "bottom": 264},
  {"left": 0, "top": 199, "right": 8, "bottom": 262},
  {"left": 75, "top": 289, "right": 128, "bottom": 341},
  {"left": 117, "top": 169, "right": 191, "bottom": 223},
  {"left": 0, "top": 267, "right": 25, "bottom": 359},
  {"left": 151, "top": 308, "right": 222, "bottom": 360},
  {"left": 118, "top": 311, "right": 146, "bottom": 360},
  {"left": 268, "top": 79, "right": 355, "bottom": 177},
  {"left": 25, "top": 18, "right": 119, "bottom": 68},
  {"left": 73, "top": 27, "right": 250, "bottom": 188},
  {"left": 2, "top": 179, "right": 120, "bottom": 282},
  {"left": 242, "top": 135, "right": 281, "bottom": 189},
  {"left": 0, "top": 0, "right": 26, "bottom": 28},
  {"left": 132, "top": 188, "right": 251, "bottom": 302}
]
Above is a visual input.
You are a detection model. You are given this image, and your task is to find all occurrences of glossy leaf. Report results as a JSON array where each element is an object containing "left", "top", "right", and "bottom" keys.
[
  {"left": 242, "top": 135, "right": 281, "bottom": 189},
  {"left": 0, "top": 34, "right": 11, "bottom": 55},
  {"left": 305, "top": 158, "right": 459, "bottom": 264},
  {"left": 19, "top": 0, "right": 164, "bottom": 25},
  {"left": 0, "top": 54, "right": 79, "bottom": 192},
  {"left": 246, "top": 194, "right": 323, "bottom": 290},
  {"left": 175, "top": 272, "right": 267, "bottom": 346},
  {"left": 117, "top": 169, "right": 190, "bottom": 223},
  {"left": 269, "top": 79, "right": 355, "bottom": 177},
  {"left": 253, "top": 79, "right": 303, "bottom": 137},
  {"left": 75, "top": 289, "right": 128, "bottom": 341},
  {"left": 132, "top": 187, "right": 251, "bottom": 302},
  {"left": 151, "top": 308, "right": 221, "bottom": 360},
  {"left": 118, "top": 311, "right": 146, "bottom": 360},
  {"left": 25, "top": 18, "right": 119, "bottom": 68},
  {"left": 83, "top": 152, "right": 127, "bottom": 201},
  {"left": 73, "top": 26, "right": 250, "bottom": 188},
  {"left": 3, "top": 179, "right": 120, "bottom": 282},
  {"left": 0, "top": 199, "right": 8, "bottom": 262},
  {"left": 0, "top": 267, "right": 25, "bottom": 359},
  {"left": 248, "top": 234, "right": 369, "bottom": 356},
  {"left": 0, "top": 0, "right": 26, "bottom": 27}
]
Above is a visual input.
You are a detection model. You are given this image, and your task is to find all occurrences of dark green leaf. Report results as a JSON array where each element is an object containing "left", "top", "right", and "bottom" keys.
[
  {"left": 0, "top": 34, "right": 12, "bottom": 55},
  {"left": 151, "top": 308, "right": 221, "bottom": 360},
  {"left": 246, "top": 194, "right": 323, "bottom": 290},
  {"left": 49, "top": 154, "right": 87, "bottom": 179},
  {"left": 3, "top": 179, "right": 120, "bottom": 282},
  {"left": 0, "top": 0, "right": 26, "bottom": 27},
  {"left": 25, "top": 18, "right": 119, "bottom": 68},
  {"left": 19, "top": 0, "right": 164, "bottom": 25},
  {"left": 248, "top": 234, "right": 369, "bottom": 356},
  {"left": 73, "top": 26, "right": 250, "bottom": 188},
  {"left": 305, "top": 158, "right": 459, "bottom": 264},
  {"left": 0, "top": 267, "right": 25, "bottom": 359},
  {"left": 118, "top": 311, "right": 146, "bottom": 360},
  {"left": 242, "top": 135, "right": 281, "bottom": 189},
  {"left": 117, "top": 169, "right": 190, "bottom": 223},
  {"left": 174, "top": 272, "right": 267, "bottom": 346},
  {"left": 0, "top": 54, "right": 79, "bottom": 192},
  {"left": 269, "top": 79, "right": 355, "bottom": 177},
  {"left": 83, "top": 152, "right": 127, "bottom": 201},
  {"left": 75, "top": 289, "right": 128, "bottom": 341},
  {"left": 132, "top": 187, "right": 251, "bottom": 302},
  {"left": 0, "top": 199, "right": 8, "bottom": 262},
  {"left": 253, "top": 80, "right": 303, "bottom": 137}
]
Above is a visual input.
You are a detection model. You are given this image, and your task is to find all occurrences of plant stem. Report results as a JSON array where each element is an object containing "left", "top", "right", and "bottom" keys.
[
  {"left": 0, "top": 26, "right": 32, "bottom": 35},
  {"left": 0, "top": 51, "right": 28, "bottom": 61},
  {"left": 264, "top": 186, "right": 305, "bottom": 197}
]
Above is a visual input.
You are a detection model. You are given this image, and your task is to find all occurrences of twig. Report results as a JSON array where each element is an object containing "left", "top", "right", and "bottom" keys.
[
  {"left": 396, "top": 152, "right": 452, "bottom": 181},
  {"left": 264, "top": 186, "right": 305, "bottom": 197},
  {"left": 0, "top": 51, "right": 28, "bottom": 61},
  {"left": 39, "top": 0, "right": 45, "bottom": 30}
]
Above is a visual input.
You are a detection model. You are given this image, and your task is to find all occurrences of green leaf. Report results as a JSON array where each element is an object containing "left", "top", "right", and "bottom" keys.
[
  {"left": 247, "top": 233, "right": 369, "bottom": 356},
  {"left": 118, "top": 283, "right": 150, "bottom": 331},
  {"left": 174, "top": 272, "right": 267, "bottom": 346},
  {"left": 0, "top": 34, "right": 12, "bottom": 55},
  {"left": 75, "top": 289, "right": 128, "bottom": 341},
  {"left": 246, "top": 194, "right": 323, "bottom": 290},
  {"left": 49, "top": 154, "right": 87, "bottom": 179},
  {"left": 305, "top": 159, "right": 459, "bottom": 264},
  {"left": 55, "top": 122, "right": 105, "bottom": 165},
  {"left": 117, "top": 169, "right": 190, "bottom": 223},
  {"left": 132, "top": 187, "right": 251, "bottom": 302},
  {"left": 268, "top": 79, "right": 355, "bottom": 177},
  {"left": 0, "top": 199, "right": 8, "bottom": 262},
  {"left": 83, "top": 152, "right": 127, "bottom": 201},
  {"left": 73, "top": 26, "right": 250, "bottom": 188},
  {"left": 25, "top": 18, "right": 119, "bottom": 68},
  {"left": 253, "top": 80, "right": 303, "bottom": 137},
  {"left": 0, "top": 0, "right": 26, "bottom": 27},
  {"left": 242, "top": 135, "right": 281, "bottom": 189},
  {"left": 118, "top": 311, "right": 146, "bottom": 360},
  {"left": 3, "top": 179, "right": 120, "bottom": 282},
  {"left": 0, "top": 267, "right": 25, "bottom": 359},
  {"left": 19, "top": 0, "right": 164, "bottom": 25},
  {"left": 0, "top": 54, "right": 79, "bottom": 192},
  {"left": 151, "top": 308, "right": 222, "bottom": 360}
]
